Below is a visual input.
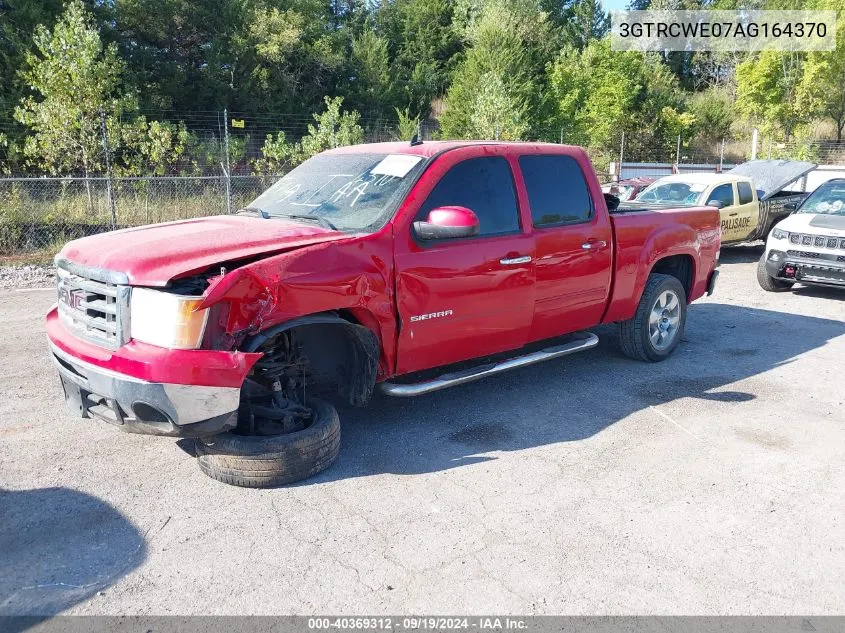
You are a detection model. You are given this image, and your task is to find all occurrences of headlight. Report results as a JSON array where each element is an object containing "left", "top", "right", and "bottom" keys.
[
  {"left": 130, "top": 288, "right": 209, "bottom": 349},
  {"left": 771, "top": 228, "right": 789, "bottom": 240}
]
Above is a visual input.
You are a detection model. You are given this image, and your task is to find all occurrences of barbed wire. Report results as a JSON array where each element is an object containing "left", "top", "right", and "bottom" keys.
[
  {"left": 3, "top": 138, "right": 845, "bottom": 256},
  {"left": 4, "top": 108, "right": 845, "bottom": 176}
]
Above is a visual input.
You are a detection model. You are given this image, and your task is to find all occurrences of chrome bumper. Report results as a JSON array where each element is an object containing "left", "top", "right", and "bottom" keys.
[{"left": 50, "top": 343, "right": 240, "bottom": 437}]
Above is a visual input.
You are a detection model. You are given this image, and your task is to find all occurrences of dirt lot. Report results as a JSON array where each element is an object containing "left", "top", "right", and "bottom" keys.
[{"left": 1, "top": 247, "right": 843, "bottom": 616}]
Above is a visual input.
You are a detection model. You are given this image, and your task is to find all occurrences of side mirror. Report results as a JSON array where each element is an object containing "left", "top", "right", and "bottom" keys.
[
  {"left": 706, "top": 199, "right": 725, "bottom": 209},
  {"left": 604, "top": 193, "right": 620, "bottom": 212},
  {"left": 784, "top": 201, "right": 798, "bottom": 211},
  {"left": 414, "top": 206, "right": 480, "bottom": 240}
]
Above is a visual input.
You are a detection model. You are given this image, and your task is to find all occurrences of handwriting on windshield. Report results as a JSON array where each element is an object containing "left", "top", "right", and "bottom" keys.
[
  {"left": 329, "top": 173, "right": 398, "bottom": 207},
  {"left": 269, "top": 171, "right": 399, "bottom": 209},
  {"left": 270, "top": 174, "right": 352, "bottom": 208}
]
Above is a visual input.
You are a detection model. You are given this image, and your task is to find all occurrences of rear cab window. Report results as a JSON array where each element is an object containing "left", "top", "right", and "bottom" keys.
[
  {"left": 737, "top": 181, "right": 754, "bottom": 204},
  {"left": 519, "top": 155, "right": 593, "bottom": 227}
]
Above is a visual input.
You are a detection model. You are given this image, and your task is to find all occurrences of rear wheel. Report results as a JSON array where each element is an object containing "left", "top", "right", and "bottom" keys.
[
  {"left": 618, "top": 273, "right": 687, "bottom": 362},
  {"left": 757, "top": 252, "right": 794, "bottom": 292}
]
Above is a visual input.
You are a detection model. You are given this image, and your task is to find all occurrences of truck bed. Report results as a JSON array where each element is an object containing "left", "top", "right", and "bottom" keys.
[{"left": 602, "top": 204, "right": 721, "bottom": 323}]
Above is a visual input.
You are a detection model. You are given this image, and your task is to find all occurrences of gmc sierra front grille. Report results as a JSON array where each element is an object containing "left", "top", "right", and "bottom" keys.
[{"left": 56, "top": 267, "right": 129, "bottom": 349}]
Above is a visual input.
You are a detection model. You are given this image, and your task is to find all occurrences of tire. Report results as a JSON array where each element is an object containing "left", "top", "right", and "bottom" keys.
[
  {"left": 757, "top": 252, "right": 794, "bottom": 292},
  {"left": 618, "top": 273, "right": 687, "bottom": 362},
  {"left": 194, "top": 397, "right": 340, "bottom": 488}
]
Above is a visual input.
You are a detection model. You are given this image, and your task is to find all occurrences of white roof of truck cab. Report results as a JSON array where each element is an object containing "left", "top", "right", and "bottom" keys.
[{"left": 652, "top": 173, "right": 753, "bottom": 186}]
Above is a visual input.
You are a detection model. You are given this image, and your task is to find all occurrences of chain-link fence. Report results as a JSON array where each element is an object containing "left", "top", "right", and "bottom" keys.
[
  {"left": 0, "top": 175, "right": 280, "bottom": 255},
  {"left": 5, "top": 129, "right": 845, "bottom": 257}
]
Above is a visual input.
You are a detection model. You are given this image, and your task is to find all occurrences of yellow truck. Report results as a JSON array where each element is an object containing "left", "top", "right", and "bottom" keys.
[{"left": 634, "top": 160, "right": 815, "bottom": 245}]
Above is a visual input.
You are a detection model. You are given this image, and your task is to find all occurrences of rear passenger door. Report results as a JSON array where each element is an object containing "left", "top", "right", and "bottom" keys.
[{"left": 518, "top": 154, "right": 613, "bottom": 342}]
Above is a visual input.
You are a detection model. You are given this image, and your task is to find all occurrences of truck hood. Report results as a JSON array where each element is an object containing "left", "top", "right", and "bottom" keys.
[
  {"left": 727, "top": 160, "right": 816, "bottom": 200},
  {"left": 777, "top": 212, "right": 845, "bottom": 237},
  {"left": 57, "top": 215, "right": 352, "bottom": 287}
]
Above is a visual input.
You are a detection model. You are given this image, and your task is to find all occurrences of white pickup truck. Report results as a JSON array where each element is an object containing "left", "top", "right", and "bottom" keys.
[
  {"left": 634, "top": 160, "right": 815, "bottom": 245},
  {"left": 759, "top": 178, "right": 845, "bottom": 291}
]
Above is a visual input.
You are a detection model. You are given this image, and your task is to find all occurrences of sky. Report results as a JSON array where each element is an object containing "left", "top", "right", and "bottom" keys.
[{"left": 601, "top": 0, "right": 629, "bottom": 10}]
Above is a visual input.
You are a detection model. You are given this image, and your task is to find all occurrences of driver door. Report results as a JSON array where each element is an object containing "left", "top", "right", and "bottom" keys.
[
  {"left": 707, "top": 183, "right": 741, "bottom": 242},
  {"left": 393, "top": 151, "right": 535, "bottom": 375}
]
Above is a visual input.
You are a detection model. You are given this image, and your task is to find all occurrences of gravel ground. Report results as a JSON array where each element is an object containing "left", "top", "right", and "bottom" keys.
[
  {"left": 1, "top": 247, "right": 844, "bottom": 616},
  {"left": 0, "top": 264, "right": 55, "bottom": 290}
]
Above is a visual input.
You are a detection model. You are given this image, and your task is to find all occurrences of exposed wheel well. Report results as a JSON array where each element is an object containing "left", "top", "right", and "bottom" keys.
[
  {"left": 651, "top": 255, "right": 694, "bottom": 298},
  {"left": 242, "top": 313, "right": 380, "bottom": 406}
]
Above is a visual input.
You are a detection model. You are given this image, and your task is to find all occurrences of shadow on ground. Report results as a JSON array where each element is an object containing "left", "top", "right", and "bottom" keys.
[
  {"left": 308, "top": 302, "right": 844, "bottom": 482},
  {"left": 719, "top": 244, "right": 764, "bottom": 264},
  {"left": 0, "top": 487, "right": 145, "bottom": 617}
]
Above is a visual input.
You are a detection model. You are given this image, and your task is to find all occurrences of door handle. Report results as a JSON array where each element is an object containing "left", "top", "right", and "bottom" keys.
[
  {"left": 499, "top": 255, "right": 532, "bottom": 265},
  {"left": 581, "top": 240, "right": 607, "bottom": 250},
  {"left": 728, "top": 212, "right": 738, "bottom": 217}
]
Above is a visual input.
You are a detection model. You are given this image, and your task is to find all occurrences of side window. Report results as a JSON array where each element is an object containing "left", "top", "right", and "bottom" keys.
[
  {"left": 704, "top": 183, "right": 734, "bottom": 207},
  {"left": 737, "top": 181, "right": 754, "bottom": 204},
  {"left": 709, "top": 183, "right": 735, "bottom": 207},
  {"left": 417, "top": 156, "right": 519, "bottom": 236},
  {"left": 519, "top": 155, "right": 592, "bottom": 227}
]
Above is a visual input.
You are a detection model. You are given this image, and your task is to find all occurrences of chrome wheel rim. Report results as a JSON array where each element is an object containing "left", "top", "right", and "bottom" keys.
[{"left": 648, "top": 290, "right": 681, "bottom": 350}]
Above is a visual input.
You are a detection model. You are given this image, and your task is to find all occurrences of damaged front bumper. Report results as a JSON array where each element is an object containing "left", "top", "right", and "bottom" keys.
[{"left": 46, "top": 307, "right": 260, "bottom": 437}]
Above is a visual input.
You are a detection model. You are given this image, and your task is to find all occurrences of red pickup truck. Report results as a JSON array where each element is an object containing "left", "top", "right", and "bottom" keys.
[{"left": 47, "top": 141, "right": 720, "bottom": 487}]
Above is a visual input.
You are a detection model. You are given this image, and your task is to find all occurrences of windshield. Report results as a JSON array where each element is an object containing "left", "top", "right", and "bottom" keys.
[
  {"left": 602, "top": 184, "right": 635, "bottom": 200},
  {"left": 636, "top": 180, "right": 707, "bottom": 205},
  {"left": 248, "top": 152, "right": 426, "bottom": 231},
  {"left": 798, "top": 182, "right": 845, "bottom": 216}
]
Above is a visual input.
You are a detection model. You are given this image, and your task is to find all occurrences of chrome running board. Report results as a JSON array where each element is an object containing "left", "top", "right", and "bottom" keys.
[{"left": 379, "top": 331, "right": 599, "bottom": 397}]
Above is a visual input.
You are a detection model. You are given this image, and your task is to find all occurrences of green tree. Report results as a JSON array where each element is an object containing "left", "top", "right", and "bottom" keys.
[
  {"left": 112, "top": 0, "right": 238, "bottom": 111},
  {"left": 297, "top": 96, "right": 364, "bottom": 161},
  {"left": 346, "top": 27, "right": 393, "bottom": 117},
  {"left": 469, "top": 72, "right": 529, "bottom": 140},
  {"left": 548, "top": 40, "right": 643, "bottom": 148},
  {"left": 686, "top": 87, "right": 735, "bottom": 143},
  {"left": 548, "top": 38, "right": 691, "bottom": 159},
  {"left": 394, "top": 107, "right": 421, "bottom": 141},
  {"left": 14, "top": 0, "right": 133, "bottom": 176},
  {"left": 796, "top": 0, "right": 845, "bottom": 141},
  {"left": 253, "top": 131, "right": 297, "bottom": 174},
  {"left": 235, "top": 0, "right": 347, "bottom": 115},
  {"left": 0, "top": 133, "right": 23, "bottom": 176},
  {"left": 113, "top": 118, "right": 191, "bottom": 176},
  {"left": 376, "top": 0, "right": 461, "bottom": 119},
  {"left": 255, "top": 96, "right": 364, "bottom": 171},
  {"left": 113, "top": 0, "right": 349, "bottom": 117},
  {"left": 0, "top": 0, "right": 66, "bottom": 139},
  {"left": 566, "top": 0, "right": 610, "bottom": 49},
  {"left": 440, "top": 0, "right": 553, "bottom": 140},
  {"left": 736, "top": 50, "right": 808, "bottom": 141}
]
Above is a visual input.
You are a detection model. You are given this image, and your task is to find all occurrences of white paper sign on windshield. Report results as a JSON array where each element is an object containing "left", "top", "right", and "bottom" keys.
[{"left": 371, "top": 154, "right": 423, "bottom": 178}]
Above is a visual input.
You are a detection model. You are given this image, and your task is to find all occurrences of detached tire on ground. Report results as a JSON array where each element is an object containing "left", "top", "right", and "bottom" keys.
[
  {"left": 194, "top": 398, "right": 340, "bottom": 488},
  {"left": 618, "top": 273, "right": 687, "bottom": 362},
  {"left": 757, "top": 252, "right": 794, "bottom": 292}
]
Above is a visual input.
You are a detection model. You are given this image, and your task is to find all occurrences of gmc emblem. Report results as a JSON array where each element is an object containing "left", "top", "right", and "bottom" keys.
[{"left": 58, "top": 286, "right": 85, "bottom": 310}]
